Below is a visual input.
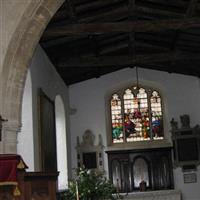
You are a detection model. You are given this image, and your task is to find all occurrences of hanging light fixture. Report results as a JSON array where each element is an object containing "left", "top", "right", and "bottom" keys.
[
  {"left": 135, "top": 66, "right": 140, "bottom": 109},
  {"left": 136, "top": 66, "right": 139, "bottom": 90},
  {"left": 133, "top": 66, "right": 142, "bottom": 119}
]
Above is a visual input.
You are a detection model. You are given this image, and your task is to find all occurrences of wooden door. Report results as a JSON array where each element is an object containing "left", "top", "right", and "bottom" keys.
[{"left": 38, "top": 89, "right": 57, "bottom": 172}]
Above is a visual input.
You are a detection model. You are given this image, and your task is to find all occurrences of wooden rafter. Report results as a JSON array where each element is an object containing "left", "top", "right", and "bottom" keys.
[
  {"left": 65, "top": 0, "right": 77, "bottom": 21},
  {"left": 128, "top": 0, "right": 136, "bottom": 57},
  {"left": 100, "top": 40, "right": 169, "bottom": 55},
  {"left": 171, "top": 0, "right": 198, "bottom": 50},
  {"left": 186, "top": 0, "right": 198, "bottom": 17},
  {"left": 50, "top": 5, "right": 129, "bottom": 27},
  {"left": 41, "top": 31, "right": 173, "bottom": 50},
  {"left": 40, "top": 0, "right": 200, "bottom": 84},
  {"left": 75, "top": 0, "right": 125, "bottom": 13},
  {"left": 57, "top": 52, "right": 200, "bottom": 68},
  {"left": 136, "top": 5, "right": 183, "bottom": 18},
  {"left": 139, "top": 0, "right": 187, "bottom": 8},
  {"left": 44, "top": 18, "right": 200, "bottom": 37},
  {"left": 40, "top": 36, "right": 87, "bottom": 48}
]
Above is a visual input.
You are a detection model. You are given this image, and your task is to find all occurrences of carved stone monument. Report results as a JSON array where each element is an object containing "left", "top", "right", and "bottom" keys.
[
  {"left": 171, "top": 114, "right": 200, "bottom": 169},
  {"left": 76, "top": 130, "right": 104, "bottom": 170}
]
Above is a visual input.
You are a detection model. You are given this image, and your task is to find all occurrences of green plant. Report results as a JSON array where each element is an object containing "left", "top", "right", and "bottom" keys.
[{"left": 64, "top": 167, "right": 122, "bottom": 200}]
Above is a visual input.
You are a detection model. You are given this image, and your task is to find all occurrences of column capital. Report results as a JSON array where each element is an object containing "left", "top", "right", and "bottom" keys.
[
  {"left": 1, "top": 120, "right": 22, "bottom": 154},
  {"left": 3, "top": 120, "right": 22, "bottom": 132}
]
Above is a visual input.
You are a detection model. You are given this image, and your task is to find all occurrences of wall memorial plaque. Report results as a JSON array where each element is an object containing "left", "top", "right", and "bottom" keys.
[
  {"left": 171, "top": 115, "right": 200, "bottom": 169},
  {"left": 184, "top": 173, "right": 197, "bottom": 183}
]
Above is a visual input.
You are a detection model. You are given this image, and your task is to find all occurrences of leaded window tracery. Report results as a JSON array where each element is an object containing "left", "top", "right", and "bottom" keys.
[{"left": 111, "top": 86, "right": 164, "bottom": 144}]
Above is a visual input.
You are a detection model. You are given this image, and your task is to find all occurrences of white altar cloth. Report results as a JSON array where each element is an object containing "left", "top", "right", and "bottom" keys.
[{"left": 117, "top": 190, "right": 181, "bottom": 200}]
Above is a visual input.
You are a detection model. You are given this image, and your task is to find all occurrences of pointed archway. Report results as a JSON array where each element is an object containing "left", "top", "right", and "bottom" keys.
[{"left": 0, "top": 0, "right": 64, "bottom": 153}]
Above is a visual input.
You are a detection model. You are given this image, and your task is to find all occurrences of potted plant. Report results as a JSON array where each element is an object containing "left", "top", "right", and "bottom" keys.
[{"left": 63, "top": 167, "right": 122, "bottom": 200}]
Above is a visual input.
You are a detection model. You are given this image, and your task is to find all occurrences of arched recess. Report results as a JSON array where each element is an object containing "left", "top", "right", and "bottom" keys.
[
  {"left": 0, "top": 0, "right": 64, "bottom": 153},
  {"left": 55, "top": 95, "right": 68, "bottom": 190},
  {"left": 17, "top": 71, "right": 34, "bottom": 171},
  {"left": 132, "top": 156, "right": 151, "bottom": 189}
]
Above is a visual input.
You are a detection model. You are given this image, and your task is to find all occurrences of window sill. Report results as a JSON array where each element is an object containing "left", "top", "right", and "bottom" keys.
[{"left": 106, "top": 139, "right": 172, "bottom": 152}]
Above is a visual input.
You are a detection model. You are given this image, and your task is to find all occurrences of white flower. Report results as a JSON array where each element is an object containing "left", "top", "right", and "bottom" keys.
[{"left": 87, "top": 169, "right": 91, "bottom": 174}]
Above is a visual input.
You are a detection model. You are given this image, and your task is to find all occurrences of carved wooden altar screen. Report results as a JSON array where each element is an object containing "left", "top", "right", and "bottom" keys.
[{"left": 107, "top": 147, "right": 174, "bottom": 193}]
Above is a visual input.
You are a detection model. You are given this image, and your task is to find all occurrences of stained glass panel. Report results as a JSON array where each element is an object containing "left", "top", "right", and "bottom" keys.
[
  {"left": 134, "top": 88, "right": 150, "bottom": 141},
  {"left": 123, "top": 88, "right": 150, "bottom": 142},
  {"left": 123, "top": 89, "right": 136, "bottom": 142},
  {"left": 111, "top": 94, "right": 123, "bottom": 143},
  {"left": 151, "top": 91, "right": 164, "bottom": 140}
]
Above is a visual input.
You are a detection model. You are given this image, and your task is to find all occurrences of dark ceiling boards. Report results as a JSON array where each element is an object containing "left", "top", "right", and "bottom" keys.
[{"left": 40, "top": 0, "right": 200, "bottom": 85}]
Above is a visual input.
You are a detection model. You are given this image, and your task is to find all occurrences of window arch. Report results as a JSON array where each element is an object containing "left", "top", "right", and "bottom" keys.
[{"left": 111, "top": 86, "right": 164, "bottom": 144}]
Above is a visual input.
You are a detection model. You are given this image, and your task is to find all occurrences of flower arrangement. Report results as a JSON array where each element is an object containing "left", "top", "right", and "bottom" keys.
[{"left": 63, "top": 167, "right": 122, "bottom": 200}]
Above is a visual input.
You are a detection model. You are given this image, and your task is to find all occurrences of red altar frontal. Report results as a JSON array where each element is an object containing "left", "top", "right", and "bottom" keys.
[
  {"left": 0, "top": 154, "right": 58, "bottom": 200},
  {"left": 0, "top": 154, "right": 27, "bottom": 198}
]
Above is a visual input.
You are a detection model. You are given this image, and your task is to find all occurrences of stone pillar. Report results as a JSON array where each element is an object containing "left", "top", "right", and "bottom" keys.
[
  {"left": 1, "top": 120, "right": 21, "bottom": 153},
  {"left": 0, "top": 0, "right": 64, "bottom": 155},
  {"left": 0, "top": 141, "right": 3, "bottom": 153}
]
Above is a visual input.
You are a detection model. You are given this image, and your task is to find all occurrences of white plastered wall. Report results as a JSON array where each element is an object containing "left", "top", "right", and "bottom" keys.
[
  {"left": 55, "top": 95, "right": 68, "bottom": 190},
  {"left": 17, "top": 45, "right": 71, "bottom": 188},
  {"left": 69, "top": 67, "right": 200, "bottom": 200}
]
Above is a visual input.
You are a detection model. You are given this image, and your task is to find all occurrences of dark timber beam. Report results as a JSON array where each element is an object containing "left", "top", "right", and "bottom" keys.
[
  {"left": 40, "top": 36, "right": 87, "bottom": 48},
  {"left": 128, "top": 0, "right": 136, "bottom": 57},
  {"left": 140, "top": 0, "right": 186, "bottom": 7},
  {"left": 76, "top": 0, "right": 125, "bottom": 13},
  {"left": 136, "top": 6, "right": 183, "bottom": 18},
  {"left": 50, "top": 5, "right": 129, "bottom": 27},
  {"left": 44, "top": 18, "right": 200, "bottom": 37},
  {"left": 65, "top": 0, "right": 77, "bottom": 21},
  {"left": 170, "top": 0, "right": 198, "bottom": 62},
  {"left": 57, "top": 52, "right": 200, "bottom": 67},
  {"left": 186, "top": 0, "right": 198, "bottom": 17}
]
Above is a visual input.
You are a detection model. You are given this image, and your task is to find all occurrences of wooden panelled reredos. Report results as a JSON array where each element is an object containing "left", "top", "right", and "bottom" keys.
[{"left": 106, "top": 147, "right": 174, "bottom": 193}]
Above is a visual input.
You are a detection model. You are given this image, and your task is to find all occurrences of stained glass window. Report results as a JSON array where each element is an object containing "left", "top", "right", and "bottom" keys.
[
  {"left": 111, "top": 86, "right": 164, "bottom": 144},
  {"left": 111, "top": 94, "right": 123, "bottom": 143},
  {"left": 134, "top": 88, "right": 150, "bottom": 141},
  {"left": 123, "top": 89, "right": 135, "bottom": 142},
  {"left": 151, "top": 91, "right": 164, "bottom": 140}
]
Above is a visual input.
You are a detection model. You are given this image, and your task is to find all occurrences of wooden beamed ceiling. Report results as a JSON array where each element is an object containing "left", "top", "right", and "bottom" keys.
[
  {"left": 40, "top": 0, "right": 200, "bottom": 85},
  {"left": 43, "top": 18, "right": 200, "bottom": 37}
]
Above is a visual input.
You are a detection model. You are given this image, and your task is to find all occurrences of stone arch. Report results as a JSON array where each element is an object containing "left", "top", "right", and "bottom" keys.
[{"left": 0, "top": 0, "right": 64, "bottom": 153}]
